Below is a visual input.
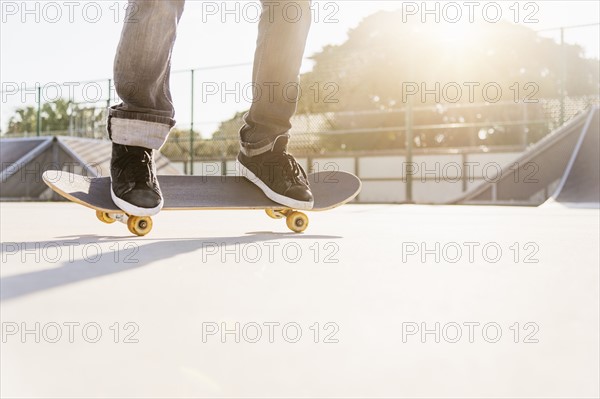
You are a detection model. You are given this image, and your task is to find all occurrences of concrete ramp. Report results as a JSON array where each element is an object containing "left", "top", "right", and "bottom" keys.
[
  {"left": 454, "top": 107, "right": 595, "bottom": 205},
  {"left": 546, "top": 106, "right": 600, "bottom": 207},
  {"left": 0, "top": 137, "right": 54, "bottom": 199},
  {"left": 56, "top": 136, "right": 180, "bottom": 177},
  {"left": 0, "top": 136, "right": 180, "bottom": 200},
  {"left": 0, "top": 137, "right": 51, "bottom": 173}
]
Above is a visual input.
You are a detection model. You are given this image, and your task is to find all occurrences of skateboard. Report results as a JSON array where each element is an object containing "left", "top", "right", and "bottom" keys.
[{"left": 42, "top": 170, "right": 361, "bottom": 236}]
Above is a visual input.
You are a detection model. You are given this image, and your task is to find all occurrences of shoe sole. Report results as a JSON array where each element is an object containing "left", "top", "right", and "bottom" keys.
[
  {"left": 110, "top": 181, "right": 164, "bottom": 217},
  {"left": 236, "top": 160, "right": 314, "bottom": 210}
]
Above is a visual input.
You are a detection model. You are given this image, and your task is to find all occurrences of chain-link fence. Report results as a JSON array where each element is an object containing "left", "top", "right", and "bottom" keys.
[
  {"left": 2, "top": 22, "right": 598, "bottom": 175},
  {"left": 160, "top": 95, "right": 600, "bottom": 164}
]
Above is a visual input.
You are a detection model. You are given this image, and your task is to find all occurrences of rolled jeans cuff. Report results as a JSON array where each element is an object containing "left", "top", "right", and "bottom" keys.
[
  {"left": 240, "top": 134, "right": 290, "bottom": 157},
  {"left": 108, "top": 108, "right": 175, "bottom": 150}
]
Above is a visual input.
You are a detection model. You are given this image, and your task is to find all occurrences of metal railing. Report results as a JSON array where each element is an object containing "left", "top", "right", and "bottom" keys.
[{"left": 2, "top": 21, "right": 598, "bottom": 202}]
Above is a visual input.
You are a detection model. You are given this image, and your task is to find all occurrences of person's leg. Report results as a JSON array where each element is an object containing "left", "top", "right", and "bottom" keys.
[
  {"left": 110, "top": 0, "right": 184, "bottom": 149},
  {"left": 239, "top": 0, "right": 312, "bottom": 152},
  {"left": 108, "top": 0, "right": 184, "bottom": 216},
  {"left": 237, "top": 0, "right": 314, "bottom": 209}
]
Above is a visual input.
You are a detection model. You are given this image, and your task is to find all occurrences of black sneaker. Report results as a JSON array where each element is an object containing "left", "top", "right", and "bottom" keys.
[
  {"left": 236, "top": 135, "right": 314, "bottom": 210},
  {"left": 110, "top": 143, "right": 163, "bottom": 216}
]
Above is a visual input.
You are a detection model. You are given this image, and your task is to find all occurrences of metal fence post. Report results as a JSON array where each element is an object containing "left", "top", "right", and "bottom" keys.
[
  {"left": 522, "top": 102, "right": 529, "bottom": 145},
  {"left": 107, "top": 78, "right": 112, "bottom": 109},
  {"left": 405, "top": 98, "right": 413, "bottom": 203},
  {"left": 190, "top": 69, "right": 195, "bottom": 175},
  {"left": 560, "top": 27, "right": 565, "bottom": 126},
  {"left": 36, "top": 85, "right": 41, "bottom": 136}
]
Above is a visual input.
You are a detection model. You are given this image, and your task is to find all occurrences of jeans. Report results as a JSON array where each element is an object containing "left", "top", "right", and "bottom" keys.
[{"left": 108, "top": 0, "right": 312, "bottom": 154}]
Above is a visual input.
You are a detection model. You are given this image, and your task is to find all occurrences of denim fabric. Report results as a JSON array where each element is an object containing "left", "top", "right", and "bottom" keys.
[{"left": 109, "top": 0, "right": 311, "bottom": 152}]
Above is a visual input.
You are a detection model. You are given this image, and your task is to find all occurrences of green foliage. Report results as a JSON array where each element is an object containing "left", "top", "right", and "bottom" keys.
[
  {"left": 298, "top": 13, "right": 598, "bottom": 113},
  {"left": 212, "top": 14, "right": 599, "bottom": 153},
  {"left": 161, "top": 128, "right": 240, "bottom": 161},
  {"left": 6, "top": 98, "right": 105, "bottom": 136},
  {"left": 212, "top": 111, "right": 245, "bottom": 140}
]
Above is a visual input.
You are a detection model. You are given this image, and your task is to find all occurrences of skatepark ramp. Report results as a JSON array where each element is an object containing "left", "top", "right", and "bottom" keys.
[
  {"left": 0, "top": 136, "right": 180, "bottom": 200},
  {"left": 545, "top": 106, "right": 600, "bottom": 207},
  {"left": 1, "top": 137, "right": 55, "bottom": 199},
  {"left": 454, "top": 106, "right": 599, "bottom": 206}
]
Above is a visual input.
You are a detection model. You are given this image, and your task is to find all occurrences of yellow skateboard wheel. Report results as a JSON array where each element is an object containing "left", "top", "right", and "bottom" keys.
[
  {"left": 96, "top": 210, "right": 116, "bottom": 224},
  {"left": 286, "top": 211, "right": 309, "bottom": 233},
  {"left": 127, "top": 216, "right": 153, "bottom": 236}
]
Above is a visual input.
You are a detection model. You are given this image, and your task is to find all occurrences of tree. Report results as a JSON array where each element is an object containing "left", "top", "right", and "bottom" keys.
[
  {"left": 213, "top": 14, "right": 598, "bottom": 152},
  {"left": 298, "top": 12, "right": 598, "bottom": 113},
  {"left": 5, "top": 99, "right": 105, "bottom": 136},
  {"left": 300, "top": 14, "right": 598, "bottom": 150},
  {"left": 212, "top": 111, "right": 244, "bottom": 141},
  {"left": 160, "top": 128, "right": 210, "bottom": 161}
]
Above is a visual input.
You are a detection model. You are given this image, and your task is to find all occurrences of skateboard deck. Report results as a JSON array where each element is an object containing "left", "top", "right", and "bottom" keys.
[{"left": 42, "top": 170, "right": 361, "bottom": 235}]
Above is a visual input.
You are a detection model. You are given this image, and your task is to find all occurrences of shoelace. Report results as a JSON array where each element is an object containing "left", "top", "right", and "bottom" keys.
[
  {"left": 114, "top": 148, "right": 153, "bottom": 183},
  {"left": 281, "top": 152, "right": 307, "bottom": 185}
]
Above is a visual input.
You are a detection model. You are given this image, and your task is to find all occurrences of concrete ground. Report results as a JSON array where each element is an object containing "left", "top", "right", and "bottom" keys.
[{"left": 1, "top": 202, "right": 598, "bottom": 398}]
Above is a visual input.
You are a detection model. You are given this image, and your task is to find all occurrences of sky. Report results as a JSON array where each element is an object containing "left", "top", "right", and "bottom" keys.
[{"left": 1, "top": 0, "right": 599, "bottom": 136}]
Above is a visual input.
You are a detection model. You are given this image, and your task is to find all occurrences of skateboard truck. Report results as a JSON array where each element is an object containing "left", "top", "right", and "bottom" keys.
[
  {"left": 95, "top": 211, "right": 153, "bottom": 236},
  {"left": 265, "top": 209, "right": 309, "bottom": 233},
  {"left": 96, "top": 209, "right": 308, "bottom": 236}
]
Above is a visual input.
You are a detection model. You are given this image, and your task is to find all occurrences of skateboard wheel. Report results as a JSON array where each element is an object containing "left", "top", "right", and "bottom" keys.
[
  {"left": 96, "top": 210, "right": 116, "bottom": 224},
  {"left": 127, "top": 216, "right": 153, "bottom": 236},
  {"left": 265, "top": 209, "right": 286, "bottom": 219},
  {"left": 286, "top": 211, "right": 308, "bottom": 233}
]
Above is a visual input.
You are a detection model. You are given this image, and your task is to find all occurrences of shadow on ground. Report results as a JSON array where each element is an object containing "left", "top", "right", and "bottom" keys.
[{"left": 1, "top": 232, "right": 342, "bottom": 302}]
